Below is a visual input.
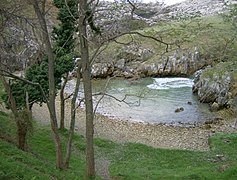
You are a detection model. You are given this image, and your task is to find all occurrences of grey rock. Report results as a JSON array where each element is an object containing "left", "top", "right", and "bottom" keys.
[
  {"left": 192, "top": 62, "right": 236, "bottom": 110},
  {"left": 210, "top": 102, "right": 220, "bottom": 112},
  {"left": 91, "top": 63, "right": 113, "bottom": 78},
  {"left": 175, "top": 107, "right": 184, "bottom": 113}
]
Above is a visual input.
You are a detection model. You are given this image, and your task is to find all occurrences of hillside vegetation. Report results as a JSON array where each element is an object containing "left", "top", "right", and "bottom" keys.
[
  {"left": 96, "top": 15, "right": 236, "bottom": 65},
  {"left": 1, "top": 109, "right": 237, "bottom": 179}
]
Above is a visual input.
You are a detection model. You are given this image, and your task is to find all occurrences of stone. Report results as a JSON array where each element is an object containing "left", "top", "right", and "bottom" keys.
[
  {"left": 210, "top": 102, "right": 220, "bottom": 112},
  {"left": 115, "top": 59, "right": 125, "bottom": 69},
  {"left": 175, "top": 107, "right": 184, "bottom": 113},
  {"left": 192, "top": 62, "right": 236, "bottom": 110}
]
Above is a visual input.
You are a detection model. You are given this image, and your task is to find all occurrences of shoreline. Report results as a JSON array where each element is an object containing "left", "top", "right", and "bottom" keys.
[{"left": 32, "top": 97, "right": 236, "bottom": 151}]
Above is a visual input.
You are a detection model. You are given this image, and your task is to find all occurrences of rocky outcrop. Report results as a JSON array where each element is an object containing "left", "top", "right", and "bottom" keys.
[
  {"left": 137, "top": 48, "right": 208, "bottom": 77},
  {"left": 91, "top": 63, "right": 114, "bottom": 78},
  {"left": 91, "top": 46, "right": 211, "bottom": 78},
  {"left": 96, "top": 0, "right": 230, "bottom": 27},
  {"left": 156, "top": 0, "right": 228, "bottom": 21},
  {"left": 192, "top": 62, "right": 237, "bottom": 111},
  {"left": 95, "top": 0, "right": 229, "bottom": 28}
]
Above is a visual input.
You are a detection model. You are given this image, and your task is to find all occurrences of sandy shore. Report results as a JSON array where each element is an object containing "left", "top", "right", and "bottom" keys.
[{"left": 32, "top": 97, "right": 236, "bottom": 151}]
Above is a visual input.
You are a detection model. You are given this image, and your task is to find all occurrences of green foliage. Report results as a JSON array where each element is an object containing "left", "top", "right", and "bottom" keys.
[
  {"left": 52, "top": 0, "right": 77, "bottom": 78},
  {"left": 52, "top": 0, "right": 78, "bottom": 56},
  {"left": 126, "top": 19, "right": 148, "bottom": 31},
  {"left": 25, "top": 60, "right": 49, "bottom": 105},
  {"left": 54, "top": 54, "right": 74, "bottom": 77},
  {"left": 1, "top": 59, "right": 50, "bottom": 109},
  {"left": 223, "top": 3, "right": 237, "bottom": 29},
  {"left": 2, "top": 56, "right": 74, "bottom": 110}
]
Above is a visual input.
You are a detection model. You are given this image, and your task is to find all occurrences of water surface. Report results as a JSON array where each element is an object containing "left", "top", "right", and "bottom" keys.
[{"left": 66, "top": 77, "right": 214, "bottom": 125}]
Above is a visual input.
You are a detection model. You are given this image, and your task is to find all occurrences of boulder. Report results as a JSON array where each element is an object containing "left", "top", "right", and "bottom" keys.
[
  {"left": 175, "top": 107, "right": 184, "bottom": 113},
  {"left": 91, "top": 63, "right": 113, "bottom": 78},
  {"left": 192, "top": 62, "right": 237, "bottom": 110}
]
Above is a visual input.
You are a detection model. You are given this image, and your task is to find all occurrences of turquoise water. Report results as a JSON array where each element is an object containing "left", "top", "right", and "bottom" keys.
[{"left": 91, "top": 77, "right": 214, "bottom": 125}]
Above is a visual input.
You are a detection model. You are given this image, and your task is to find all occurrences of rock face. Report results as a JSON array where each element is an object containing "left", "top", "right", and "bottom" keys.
[
  {"left": 157, "top": 0, "right": 228, "bottom": 21},
  {"left": 192, "top": 62, "right": 237, "bottom": 110},
  {"left": 137, "top": 48, "right": 208, "bottom": 77},
  {"left": 96, "top": 0, "right": 228, "bottom": 27},
  {"left": 91, "top": 46, "right": 210, "bottom": 78}
]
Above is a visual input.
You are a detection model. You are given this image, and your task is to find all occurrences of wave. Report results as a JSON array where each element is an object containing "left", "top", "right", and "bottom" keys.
[{"left": 147, "top": 77, "right": 194, "bottom": 90}]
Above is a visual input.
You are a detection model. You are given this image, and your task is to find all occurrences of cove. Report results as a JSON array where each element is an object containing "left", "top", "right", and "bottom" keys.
[{"left": 66, "top": 77, "right": 215, "bottom": 126}]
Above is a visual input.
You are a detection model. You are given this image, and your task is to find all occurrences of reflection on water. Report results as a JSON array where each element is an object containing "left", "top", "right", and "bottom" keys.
[{"left": 66, "top": 77, "right": 215, "bottom": 125}]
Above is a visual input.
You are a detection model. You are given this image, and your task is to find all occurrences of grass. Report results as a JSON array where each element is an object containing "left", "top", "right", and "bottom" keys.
[
  {"left": 108, "top": 141, "right": 237, "bottom": 179},
  {"left": 96, "top": 15, "right": 236, "bottom": 66},
  {"left": 0, "top": 112, "right": 86, "bottom": 179},
  {"left": 1, "top": 96, "right": 237, "bottom": 179}
]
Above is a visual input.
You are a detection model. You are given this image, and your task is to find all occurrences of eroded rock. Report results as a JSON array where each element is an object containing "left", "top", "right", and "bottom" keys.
[{"left": 192, "top": 62, "right": 237, "bottom": 111}]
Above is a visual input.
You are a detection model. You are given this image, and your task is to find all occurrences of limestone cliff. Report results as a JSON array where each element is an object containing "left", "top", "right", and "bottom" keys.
[{"left": 192, "top": 62, "right": 237, "bottom": 111}]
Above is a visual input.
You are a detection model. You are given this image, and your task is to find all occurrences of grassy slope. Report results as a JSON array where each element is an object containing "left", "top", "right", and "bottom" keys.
[
  {"left": 0, "top": 112, "right": 86, "bottom": 179},
  {"left": 1, "top": 109, "right": 237, "bottom": 179},
  {"left": 97, "top": 15, "right": 236, "bottom": 65}
]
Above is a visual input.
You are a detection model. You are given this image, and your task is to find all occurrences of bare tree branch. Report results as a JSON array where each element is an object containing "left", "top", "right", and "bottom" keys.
[
  {"left": 93, "top": 92, "right": 144, "bottom": 107},
  {"left": 127, "top": 0, "right": 137, "bottom": 19},
  {"left": 89, "top": 43, "right": 109, "bottom": 65},
  {"left": 93, "top": 77, "right": 114, "bottom": 115}
]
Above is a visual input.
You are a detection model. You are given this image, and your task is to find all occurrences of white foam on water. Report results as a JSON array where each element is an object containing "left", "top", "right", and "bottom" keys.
[{"left": 147, "top": 77, "right": 194, "bottom": 90}]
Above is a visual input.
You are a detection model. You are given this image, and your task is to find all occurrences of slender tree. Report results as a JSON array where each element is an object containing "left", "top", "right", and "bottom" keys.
[
  {"left": 28, "top": 0, "right": 64, "bottom": 169},
  {"left": 64, "top": 60, "right": 82, "bottom": 168},
  {"left": 78, "top": 0, "right": 95, "bottom": 177}
]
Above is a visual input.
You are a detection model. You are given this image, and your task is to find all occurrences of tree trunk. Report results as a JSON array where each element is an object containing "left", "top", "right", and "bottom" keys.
[
  {"left": 16, "top": 119, "right": 27, "bottom": 150},
  {"left": 64, "top": 62, "right": 82, "bottom": 168},
  {"left": 60, "top": 73, "right": 68, "bottom": 130},
  {"left": 79, "top": 0, "right": 95, "bottom": 177},
  {"left": 30, "top": 0, "right": 64, "bottom": 169},
  {"left": 0, "top": 76, "right": 27, "bottom": 150}
]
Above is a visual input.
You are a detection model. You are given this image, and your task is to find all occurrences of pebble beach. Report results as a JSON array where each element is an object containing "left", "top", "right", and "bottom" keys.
[{"left": 32, "top": 97, "right": 236, "bottom": 151}]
